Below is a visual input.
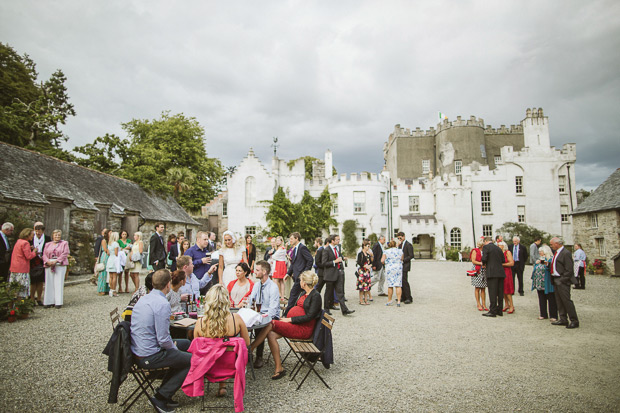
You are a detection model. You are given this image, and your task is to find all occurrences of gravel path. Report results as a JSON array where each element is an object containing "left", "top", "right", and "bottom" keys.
[{"left": 1, "top": 261, "right": 619, "bottom": 412}]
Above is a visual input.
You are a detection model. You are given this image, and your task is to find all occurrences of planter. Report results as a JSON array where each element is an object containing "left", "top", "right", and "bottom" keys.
[
  {"left": 595, "top": 268, "right": 604, "bottom": 274},
  {"left": 7, "top": 316, "right": 16, "bottom": 323}
]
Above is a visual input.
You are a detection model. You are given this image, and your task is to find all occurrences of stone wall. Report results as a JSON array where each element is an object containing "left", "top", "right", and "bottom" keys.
[
  {"left": 573, "top": 210, "right": 620, "bottom": 274},
  {"left": 0, "top": 201, "right": 45, "bottom": 224},
  {"left": 68, "top": 209, "right": 97, "bottom": 274}
]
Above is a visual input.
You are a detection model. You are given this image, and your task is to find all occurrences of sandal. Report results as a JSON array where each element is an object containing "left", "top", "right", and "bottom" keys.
[
  {"left": 271, "top": 370, "right": 286, "bottom": 380},
  {"left": 385, "top": 301, "right": 394, "bottom": 306},
  {"left": 216, "top": 387, "right": 227, "bottom": 397}
]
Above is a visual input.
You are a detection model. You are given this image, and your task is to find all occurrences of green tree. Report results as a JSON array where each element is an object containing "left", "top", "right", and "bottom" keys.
[
  {"left": 73, "top": 133, "right": 130, "bottom": 173},
  {"left": 264, "top": 187, "right": 296, "bottom": 237},
  {"left": 0, "top": 43, "right": 76, "bottom": 156},
  {"left": 341, "top": 219, "right": 359, "bottom": 256},
  {"left": 496, "top": 222, "right": 552, "bottom": 248}
]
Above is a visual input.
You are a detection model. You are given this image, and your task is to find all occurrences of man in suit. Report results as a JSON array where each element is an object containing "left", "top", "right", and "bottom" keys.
[
  {"left": 549, "top": 237, "right": 579, "bottom": 329},
  {"left": 168, "top": 239, "right": 180, "bottom": 271},
  {"left": 0, "top": 222, "right": 14, "bottom": 282},
  {"left": 321, "top": 234, "right": 354, "bottom": 316},
  {"left": 207, "top": 231, "right": 217, "bottom": 252},
  {"left": 370, "top": 235, "right": 387, "bottom": 296},
  {"left": 397, "top": 232, "right": 414, "bottom": 304},
  {"left": 481, "top": 236, "right": 506, "bottom": 317},
  {"left": 283, "top": 232, "right": 314, "bottom": 315},
  {"left": 509, "top": 236, "right": 529, "bottom": 296},
  {"left": 149, "top": 222, "right": 167, "bottom": 270},
  {"left": 313, "top": 237, "right": 327, "bottom": 294},
  {"left": 529, "top": 237, "right": 541, "bottom": 265}
]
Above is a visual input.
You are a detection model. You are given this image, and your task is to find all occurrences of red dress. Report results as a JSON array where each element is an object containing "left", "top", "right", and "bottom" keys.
[
  {"left": 271, "top": 294, "right": 316, "bottom": 340},
  {"left": 503, "top": 251, "right": 515, "bottom": 295}
]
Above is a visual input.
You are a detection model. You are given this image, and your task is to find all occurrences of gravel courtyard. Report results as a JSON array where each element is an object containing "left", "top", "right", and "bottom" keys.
[{"left": 1, "top": 261, "right": 619, "bottom": 412}]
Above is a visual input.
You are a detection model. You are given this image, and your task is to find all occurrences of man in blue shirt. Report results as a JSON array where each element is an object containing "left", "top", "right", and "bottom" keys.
[
  {"left": 131, "top": 269, "right": 191, "bottom": 413},
  {"left": 246, "top": 260, "right": 280, "bottom": 369},
  {"left": 185, "top": 231, "right": 212, "bottom": 289},
  {"left": 177, "top": 255, "right": 211, "bottom": 300}
]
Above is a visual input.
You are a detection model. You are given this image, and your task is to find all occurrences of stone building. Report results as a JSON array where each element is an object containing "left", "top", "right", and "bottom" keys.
[
  {"left": 0, "top": 142, "right": 202, "bottom": 274},
  {"left": 572, "top": 168, "right": 620, "bottom": 275},
  {"left": 206, "top": 108, "right": 577, "bottom": 259}
]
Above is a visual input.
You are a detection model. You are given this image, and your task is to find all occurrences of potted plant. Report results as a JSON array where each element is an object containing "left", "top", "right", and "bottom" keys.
[
  {"left": 14, "top": 298, "right": 35, "bottom": 319},
  {"left": 592, "top": 259, "right": 605, "bottom": 274},
  {"left": 7, "top": 309, "right": 16, "bottom": 323}
]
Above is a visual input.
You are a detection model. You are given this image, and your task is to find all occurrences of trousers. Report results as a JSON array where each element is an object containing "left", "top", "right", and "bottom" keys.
[
  {"left": 512, "top": 265, "right": 525, "bottom": 294},
  {"left": 136, "top": 339, "right": 192, "bottom": 399},
  {"left": 325, "top": 270, "right": 349, "bottom": 314},
  {"left": 536, "top": 290, "right": 558, "bottom": 319},
  {"left": 401, "top": 268, "right": 412, "bottom": 301},
  {"left": 44, "top": 266, "right": 66, "bottom": 306},
  {"left": 370, "top": 267, "right": 386, "bottom": 294},
  {"left": 487, "top": 277, "right": 504, "bottom": 316},
  {"left": 553, "top": 278, "right": 578, "bottom": 323}
]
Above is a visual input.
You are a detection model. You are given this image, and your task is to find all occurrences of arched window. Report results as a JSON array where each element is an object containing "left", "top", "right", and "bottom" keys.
[
  {"left": 450, "top": 227, "right": 461, "bottom": 250},
  {"left": 245, "top": 176, "right": 256, "bottom": 207}
]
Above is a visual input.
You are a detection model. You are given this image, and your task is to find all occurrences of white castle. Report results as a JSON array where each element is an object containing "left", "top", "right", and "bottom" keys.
[{"left": 204, "top": 108, "right": 576, "bottom": 259}]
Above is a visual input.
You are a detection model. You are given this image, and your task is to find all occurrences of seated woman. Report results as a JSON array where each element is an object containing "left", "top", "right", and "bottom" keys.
[
  {"left": 166, "top": 270, "right": 186, "bottom": 313},
  {"left": 193, "top": 285, "right": 250, "bottom": 397},
  {"left": 227, "top": 262, "right": 254, "bottom": 308},
  {"left": 250, "top": 270, "right": 322, "bottom": 380}
]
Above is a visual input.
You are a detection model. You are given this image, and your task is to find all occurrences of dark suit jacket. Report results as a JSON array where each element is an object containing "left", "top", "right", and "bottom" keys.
[
  {"left": 168, "top": 243, "right": 179, "bottom": 271},
  {"left": 321, "top": 244, "right": 343, "bottom": 283},
  {"left": 482, "top": 243, "right": 506, "bottom": 278},
  {"left": 287, "top": 243, "right": 313, "bottom": 280},
  {"left": 314, "top": 246, "right": 325, "bottom": 278},
  {"left": 553, "top": 247, "right": 577, "bottom": 285},
  {"left": 400, "top": 240, "right": 414, "bottom": 272},
  {"left": 149, "top": 232, "right": 166, "bottom": 265},
  {"left": 508, "top": 243, "right": 529, "bottom": 271},
  {"left": 371, "top": 242, "right": 383, "bottom": 271},
  {"left": 0, "top": 232, "right": 12, "bottom": 264}
]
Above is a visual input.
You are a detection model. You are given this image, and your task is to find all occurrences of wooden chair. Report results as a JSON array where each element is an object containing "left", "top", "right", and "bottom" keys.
[
  {"left": 283, "top": 312, "right": 334, "bottom": 390},
  {"left": 110, "top": 307, "right": 120, "bottom": 330}
]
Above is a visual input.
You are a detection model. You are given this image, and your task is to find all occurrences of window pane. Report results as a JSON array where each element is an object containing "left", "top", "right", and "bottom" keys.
[
  {"left": 482, "top": 224, "right": 492, "bottom": 237},
  {"left": 517, "top": 206, "right": 525, "bottom": 223},
  {"left": 353, "top": 191, "right": 366, "bottom": 213},
  {"left": 515, "top": 176, "right": 523, "bottom": 194},
  {"left": 331, "top": 194, "right": 338, "bottom": 215},
  {"left": 558, "top": 175, "right": 566, "bottom": 193},
  {"left": 455, "top": 160, "right": 462, "bottom": 175},
  {"left": 422, "top": 160, "right": 430, "bottom": 174},
  {"left": 481, "top": 191, "right": 491, "bottom": 213},
  {"left": 561, "top": 205, "right": 569, "bottom": 223},
  {"left": 409, "top": 196, "right": 419, "bottom": 213},
  {"left": 450, "top": 228, "right": 462, "bottom": 249}
]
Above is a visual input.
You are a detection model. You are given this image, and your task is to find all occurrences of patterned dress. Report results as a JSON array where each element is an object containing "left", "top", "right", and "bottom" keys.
[
  {"left": 531, "top": 257, "right": 553, "bottom": 293},
  {"left": 470, "top": 248, "right": 487, "bottom": 288},
  {"left": 385, "top": 248, "right": 403, "bottom": 288},
  {"left": 356, "top": 251, "right": 372, "bottom": 291},
  {"left": 97, "top": 249, "right": 110, "bottom": 294}
]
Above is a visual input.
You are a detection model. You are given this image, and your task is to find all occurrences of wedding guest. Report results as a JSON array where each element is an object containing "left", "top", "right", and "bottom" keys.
[
  {"left": 193, "top": 284, "right": 250, "bottom": 397},
  {"left": 118, "top": 230, "right": 133, "bottom": 293},
  {"left": 469, "top": 238, "right": 488, "bottom": 311},
  {"left": 0, "top": 222, "right": 14, "bottom": 282},
  {"left": 529, "top": 237, "right": 542, "bottom": 265},
  {"left": 531, "top": 245, "right": 557, "bottom": 321},
  {"left": 482, "top": 237, "right": 506, "bottom": 318},
  {"left": 573, "top": 243, "right": 587, "bottom": 290},
  {"left": 96, "top": 229, "right": 111, "bottom": 295},
  {"left": 128, "top": 232, "right": 144, "bottom": 293},
  {"left": 180, "top": 239, "right": 191, "bottom": 256},
  {"left": 271, "top": 236, "right": 288, "bottom": 300},
  {"left": 251, "top": 271, "right": 321, "bottom": 380},
  {"left": 218, "top": 231, "right": 246, "bottom": 287},
  {"left": 106, "top": 231, "right": 120, "bottom": 297},
  {"left": 356, "top": 240, "right": 372, "bottom": 305},
  {"left": 263, "top": 238, "right": 276, "bottom": 262},
  {"left": 30, "top": 222, "right": 50, "bottom": 305},
  {"left": 381, "top": 240, "right": 403, "bottom": 307},
  {"left": 499, "top": 241, "right": 515, "bottom": 314},
  {"left": 42, "top": 229, "right": 70, "bottom": 309},
  {"left": 167, "top": 270, "right": 186, "bottom": 313},
  {"left": 167, "top": 234, "right": 177, "bottom": 254},
  {"left": 9, "top": 228, "right": 37, "bottom": 298},
  {"left": 227, "top": 262, "right": 254, "bottom": 308},
  {"left": 186, "top": 231, "right": 214, "bottom": 293},
  {"left": 245, "top": 234, "right": 256, "bottom": 274},
  {"left": 550, "top": 237, "right": 579, "bottom": 329}
]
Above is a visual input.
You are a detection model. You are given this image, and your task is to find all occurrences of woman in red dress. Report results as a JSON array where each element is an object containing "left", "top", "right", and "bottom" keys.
[
  {"left": 250, "top": 270, "right": 322, "bottom": 379},
  {"left": 271, "top": 236, "right": 288, "bottom": 301},
  {"left": 499, "top": 241, "right": 515, "bottom": 313}
]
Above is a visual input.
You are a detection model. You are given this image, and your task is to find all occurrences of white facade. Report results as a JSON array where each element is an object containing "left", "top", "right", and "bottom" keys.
[{"left": 213, "top": 109, "right": 576, "bottom": 258}]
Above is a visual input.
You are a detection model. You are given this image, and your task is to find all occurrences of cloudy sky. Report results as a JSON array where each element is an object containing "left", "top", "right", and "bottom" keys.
[{"left": 2, "top": 0, "right": 618, "bottom": 189}]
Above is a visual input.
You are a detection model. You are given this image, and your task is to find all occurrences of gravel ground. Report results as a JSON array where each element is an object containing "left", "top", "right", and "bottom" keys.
[{"left": 1, "top": 261, "right": 619, "bottom": 412}]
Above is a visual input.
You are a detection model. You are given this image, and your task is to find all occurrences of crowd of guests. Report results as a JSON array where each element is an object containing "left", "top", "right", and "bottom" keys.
[
  {"left": 469, "top": 235, "right": 583, "bottom": 329},
  {"left": 1, "top": 221, "right": 69, "bottom": 309}
]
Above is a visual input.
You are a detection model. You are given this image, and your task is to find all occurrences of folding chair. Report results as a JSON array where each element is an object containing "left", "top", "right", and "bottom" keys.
[
  {"left": 110, "top": 307, "right": 120, "bottom": 330},
  {"left": 201, "top": 346, "right": 237, "bottom": 411},
  {"left": 284, "top": 312, "right": 334, "bottom": 390}
]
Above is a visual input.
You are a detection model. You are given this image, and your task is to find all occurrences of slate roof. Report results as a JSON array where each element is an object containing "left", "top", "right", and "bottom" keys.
[
  {"left": 0, "top": 142, "right": 201, "bottom": 225},
  {"left": 572, "top": 168, "right": 620, "bottom": 215}
]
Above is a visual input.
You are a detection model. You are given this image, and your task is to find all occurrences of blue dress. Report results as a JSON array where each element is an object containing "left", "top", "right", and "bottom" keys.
[{"left": 385, "top": 248, "right": 403, "bottom": 287}]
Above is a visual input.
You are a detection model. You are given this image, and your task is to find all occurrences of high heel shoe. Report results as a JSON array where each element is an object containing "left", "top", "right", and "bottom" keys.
[
  {"left": 502, "top": 306, "right": 509, "bottom": 312},
  {"left": 508, "top": 308, "right": 515, "bottom": 314},
  {"left": 477, "top": 306, "right": 484, "bottom": 311}
]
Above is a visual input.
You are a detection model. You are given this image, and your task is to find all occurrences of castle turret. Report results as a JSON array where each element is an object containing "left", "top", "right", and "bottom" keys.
[
  {"left": 324, "top": 150, "right": 333, "bottom": 179},
  {"left": 522, "top": 107, "right": 550, "bottom": 148}
]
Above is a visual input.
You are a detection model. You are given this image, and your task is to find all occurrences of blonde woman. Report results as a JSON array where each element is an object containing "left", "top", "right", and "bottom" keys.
[
  {"left": 193, "top": 284, "right": 250, "bottom": 396},
  {"left": 106, "top": 231, "right": 120, "bottom": 297},
  {"left": 129, "top": 232, "right": 144, "bottom": 293},
  {"left": 271, "top": 236, "right": 288, "bottom": 300},
  {"left": 218, "top": 231, "right": 247, "bottom": 287}
]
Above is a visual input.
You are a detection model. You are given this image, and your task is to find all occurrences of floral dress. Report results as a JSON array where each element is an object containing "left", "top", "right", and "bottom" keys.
[
  {"left": 531, "top": 257, "right": 553, "bottom": 293},
  {"left": 356, "top": 251, "right": 372, "bottom": 291},
  {"left": 384, "top": 248, "right": 403, "bottom": 288}
]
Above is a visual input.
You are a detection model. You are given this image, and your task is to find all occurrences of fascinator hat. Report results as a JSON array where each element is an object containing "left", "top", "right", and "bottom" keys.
[{"left": 222, "top": 230, "right": 237, "bottom": 244}]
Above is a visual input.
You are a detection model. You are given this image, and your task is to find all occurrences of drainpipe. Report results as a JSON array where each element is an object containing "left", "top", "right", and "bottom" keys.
[
  {"left": 567, "top": 165, "right": 574, "bottom": 210},
  {"left": 470, "top": 189, "right": 476, "bottom": 246},
  {"left": 388, "top": 177, "right": 393, "bottom": 239}
]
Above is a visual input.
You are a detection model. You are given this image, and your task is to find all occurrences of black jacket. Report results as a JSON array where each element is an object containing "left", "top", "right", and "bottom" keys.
[
  {"left": 400, "top": 240, "right": 414, "bottom": 271},
  {"left": 287, "top": 243, "right": 314, "bottom": 280},
  {"left": 482, "top": 243, "right": 506, "bottom": 278},
  {"left": 288, "top": 289, "right": 322, "bottom": 322},
  {"left": 314, "top": 246, "right": 325, "bottom": 278},
  {"left": 102, "top": 321, "right": 134, "bottom": 404},
  {"left": 312, "top": 309, "right": 334, "bottom": 368},
  {"left": 508, "top": 243, "right": 529, "bottom": 271},
  {"left": 554, "top": 247, "right": 578, "bottom": 285},
  {"left": 320, "top": 244, "right": 343, "bottom": 283},
  {"left": 149, "top": 232, "right": 166, "bottom": 265},
  {"left": 371, "top": 242, "right": 383, "bottom": 271}
]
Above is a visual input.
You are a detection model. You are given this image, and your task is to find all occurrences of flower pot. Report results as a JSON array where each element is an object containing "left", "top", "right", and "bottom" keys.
[
  {"left": 7, "top": 316, "right": 16, "bottom": 323},
  {"left": 595, "top": 268, "right": 604, "bottom": 274}
]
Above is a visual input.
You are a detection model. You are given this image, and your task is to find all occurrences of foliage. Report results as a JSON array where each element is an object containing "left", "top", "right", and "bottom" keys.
[
  {"left": 285, "top": 156, "right": 337, "bottom": 180},
  {"left": 445, "top": 246, "right": 460, "bottom": 261},
  {"left": 0, "top": 281, "right": 34, "bottom": 320},
  {"left": 72, "top": 112, "right": 225, "bottom": 211},
  {"left": 496, "top": 222, "right": 552, "bottom": 249},
  {"left": 0, "top": 43, "right": 76, "bottom": 157},
  {"left": 592, "top": 259, "right": 604, "bottom": 270},
  {"left": 0, "top": 208, "right": 34, "bottom": 247},
  {"left": 341, "top": 220, "right": 358, "bottom": 257},
  {"left": 264, "top": 187, "right": 336, "bottom": 243},
  {"left": 368, "top": 233, "right": 378, "bottom": 244}
]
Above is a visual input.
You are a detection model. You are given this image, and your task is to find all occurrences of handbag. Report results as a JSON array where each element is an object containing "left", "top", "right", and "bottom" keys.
[
  {"left": 125, "top": 259, "right": 135, "bottom": 270},
  {"left": 131, "top": 252, "right": 142, "bottom": 262},
  {"left": 94, "top": 249, "right": 105, "bottom": 273},
  {"left": 466, "top": 269, "right": 478, "bottom": 276}
]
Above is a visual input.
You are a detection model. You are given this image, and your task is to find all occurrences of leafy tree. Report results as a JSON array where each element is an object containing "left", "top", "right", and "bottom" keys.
[
  {"left": 73, "top": 133, "right": 129, "bottom": 174},
  {"left": 341, "top": 219, "right": 359, "bottom": 256},
  {"left": 496, "top": 222, "right": 552, "bottom": 248},
  {"left": 264, "top": 187, "right": 296, "bottom": 237},
  {"left": 0, "top": 43, "right": 76, "bottom": 155}
]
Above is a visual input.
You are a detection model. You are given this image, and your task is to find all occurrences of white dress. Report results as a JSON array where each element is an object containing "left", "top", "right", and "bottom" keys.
[{"left": 220, "top": 247, "right": 243, "bottom": 286}]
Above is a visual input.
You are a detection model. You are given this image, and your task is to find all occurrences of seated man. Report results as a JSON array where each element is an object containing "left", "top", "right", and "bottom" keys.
[
  {"left": 243, "top": 260, "right": 280, "bottom": 369},
  {"left": 176, "top": 256, "right": 211, "bottom": 302},
  {"left": 131, "top": 269, "right": 192, "bottom": 413}
]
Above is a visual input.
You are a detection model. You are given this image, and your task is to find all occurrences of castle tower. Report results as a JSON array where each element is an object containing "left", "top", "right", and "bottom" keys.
[
  {"left": 324, "top": 150, "right": 333, "bottom": 179},
  {"left": 522, "top": 107, "right": 550, "bottom": 148}
]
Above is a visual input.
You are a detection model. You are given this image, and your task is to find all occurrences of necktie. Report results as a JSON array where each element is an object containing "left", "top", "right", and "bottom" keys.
[
  {"left": 334, "top": 246, "right": 340, "bottom": 269},
  {"left": 514, "top": 245, "right": 518, "bottom": 261}
]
